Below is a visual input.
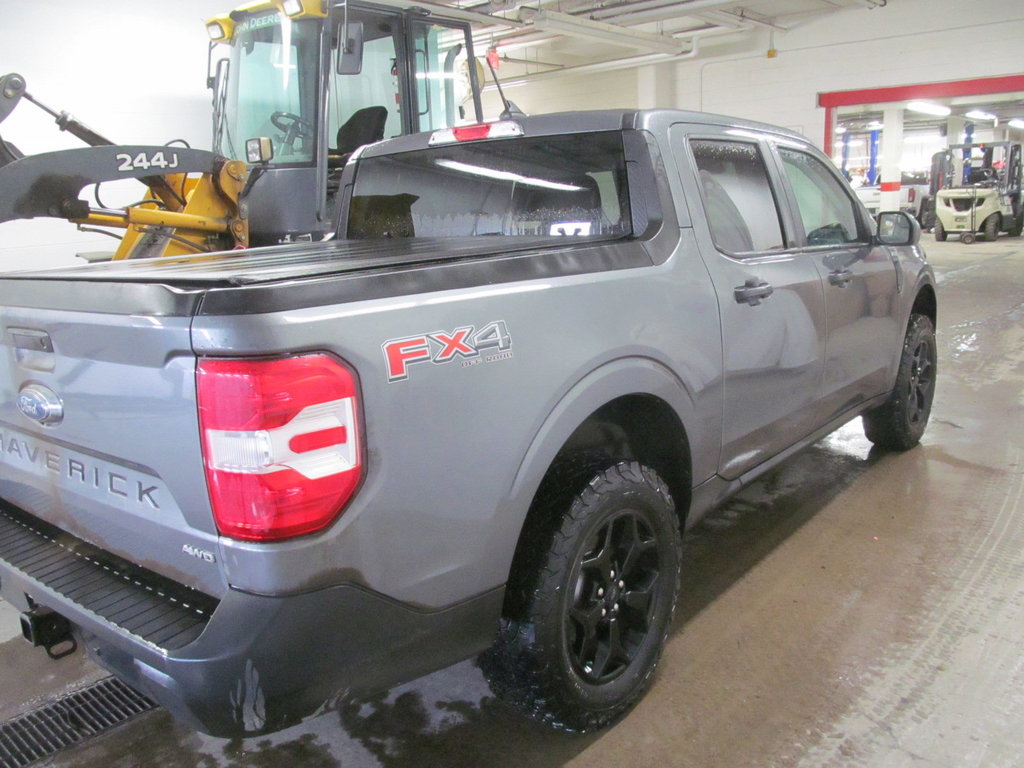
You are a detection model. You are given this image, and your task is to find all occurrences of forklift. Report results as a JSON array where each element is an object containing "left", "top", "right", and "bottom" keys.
[
  {"left": 931, "top": 141, "right": 1023, "bottom": 244},
  {"left": 0, "top": 0, "right": 484, "bottom": 259}
]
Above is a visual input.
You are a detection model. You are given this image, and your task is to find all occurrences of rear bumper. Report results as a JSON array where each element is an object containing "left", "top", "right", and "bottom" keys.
[{"left": 0, "top": 501, "right": 502, "bottom": 736}]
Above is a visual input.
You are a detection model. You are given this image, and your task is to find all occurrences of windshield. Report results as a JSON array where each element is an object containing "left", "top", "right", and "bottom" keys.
[
  {"left": 346, "top": 132, "right": 631, "bottom": 239},
  {"left": 215, "top": 12, "right": 321, "bottom": 165}
]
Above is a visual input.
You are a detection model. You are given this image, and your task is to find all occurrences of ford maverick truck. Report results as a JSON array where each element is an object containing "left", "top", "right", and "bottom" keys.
[{"left": 0, "top": 109, "right": 936, "bottom": 736}]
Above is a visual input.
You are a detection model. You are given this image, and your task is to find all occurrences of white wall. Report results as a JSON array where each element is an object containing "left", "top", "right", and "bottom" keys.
[
  {"left": 1, "top": 0, "right": 225, "bottom": 269},
  {"left": 500, "top": 0, "right": 1024, "bottom": 148}
]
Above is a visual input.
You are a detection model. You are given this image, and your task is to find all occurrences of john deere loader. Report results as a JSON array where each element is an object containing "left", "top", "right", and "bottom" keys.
[{"left": 0, "top": 0, "right": 483, "bottom": 259}]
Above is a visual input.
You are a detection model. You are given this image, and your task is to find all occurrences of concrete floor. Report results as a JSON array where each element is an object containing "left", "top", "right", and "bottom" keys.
[{"left": 3, "top": 235, "right": 1024, "bottom": 767}]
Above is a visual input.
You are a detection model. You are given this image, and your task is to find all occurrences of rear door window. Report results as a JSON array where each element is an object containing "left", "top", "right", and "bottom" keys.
[{"left": 689, "top": 140, "right": 786, "bottom": 255}]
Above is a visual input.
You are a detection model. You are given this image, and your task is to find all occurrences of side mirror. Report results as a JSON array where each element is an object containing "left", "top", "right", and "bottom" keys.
[
  {"left": 337, "top": 21, "right": 364, "bottom": 75},
  {"left": 876, "top": 210, "right": 920, "bottom": 247}
]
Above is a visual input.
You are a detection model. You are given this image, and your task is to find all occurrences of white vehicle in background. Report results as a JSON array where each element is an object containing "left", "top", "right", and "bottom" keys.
[{"left": 854, "top": 172, "right": 930, "bottom": 222}]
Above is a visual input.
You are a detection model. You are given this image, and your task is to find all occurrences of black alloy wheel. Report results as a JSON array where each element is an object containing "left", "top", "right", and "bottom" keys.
[
  {"left": 483, "top": 461, "right": 681, "bottom": 732},
  {"left": 863, "top": 313, "right": 937, "bottom": 450},
  {"left": 565, "top": 508, "right": 662, "bottom": 684}
]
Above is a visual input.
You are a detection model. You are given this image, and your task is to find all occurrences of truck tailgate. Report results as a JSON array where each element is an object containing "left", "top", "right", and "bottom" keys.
[{"left": 0, "top": 283, "right": 225, "bottom": 598}]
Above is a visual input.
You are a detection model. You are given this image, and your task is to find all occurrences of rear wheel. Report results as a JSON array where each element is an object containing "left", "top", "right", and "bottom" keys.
[
  {"left": 483, "top": 461, "right": 681, "bottom": 732},
  {"left": 863, "top": 314, "right": 937, "bottom": 450},
  {"left": 983, "top": 214, "right": 999, "bottom": 242},
  {"left": 934, "top": 219, "right": 947, "bottom": 241}
]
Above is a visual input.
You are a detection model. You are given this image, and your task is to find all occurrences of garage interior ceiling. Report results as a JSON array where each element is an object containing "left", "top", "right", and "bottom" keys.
[
  {"left": 837, "top": 91, "right": 1024, "bottom": 134},
  {"left": 390, "top": 0, "right": 887, "bottom": 77}
]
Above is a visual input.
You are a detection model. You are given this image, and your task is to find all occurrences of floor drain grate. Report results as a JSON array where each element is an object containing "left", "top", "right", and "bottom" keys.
[{"left": 0, "top": 677, "right": 157, "bottom": 768}]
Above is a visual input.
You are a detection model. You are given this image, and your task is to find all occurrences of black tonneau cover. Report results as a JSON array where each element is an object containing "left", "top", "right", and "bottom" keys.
[{"left": 0, "top": 235, "right": 651, "bottom": 316}]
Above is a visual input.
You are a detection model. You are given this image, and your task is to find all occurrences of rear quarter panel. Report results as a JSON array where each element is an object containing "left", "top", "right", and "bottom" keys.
[{"left": 191, "top": 232, "right": 723, "bottom": 608}]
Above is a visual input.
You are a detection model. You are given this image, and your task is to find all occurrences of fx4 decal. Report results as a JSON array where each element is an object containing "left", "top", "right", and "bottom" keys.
[{"left": 382, "top": 321, "right": 512, "bottom": 382}]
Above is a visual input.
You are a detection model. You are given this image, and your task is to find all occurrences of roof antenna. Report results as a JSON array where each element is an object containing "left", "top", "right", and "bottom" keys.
[{"left": 485, "top": 48, "right": 526, "bottom": 121}]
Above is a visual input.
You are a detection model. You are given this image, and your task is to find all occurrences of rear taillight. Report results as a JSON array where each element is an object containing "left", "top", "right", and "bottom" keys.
[{"left": 197, "top": 354, "right": 362, "bottom": 542}]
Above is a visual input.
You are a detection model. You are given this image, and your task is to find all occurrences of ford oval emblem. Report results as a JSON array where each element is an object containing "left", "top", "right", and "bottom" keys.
[{"left": 17, "top": 383, "right": 64, "bottom": 427}]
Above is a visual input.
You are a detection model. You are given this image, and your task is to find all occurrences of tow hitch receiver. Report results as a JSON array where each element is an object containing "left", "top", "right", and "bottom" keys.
[{"left": 20, "top": 607, "right": 77, "bottom": 660}]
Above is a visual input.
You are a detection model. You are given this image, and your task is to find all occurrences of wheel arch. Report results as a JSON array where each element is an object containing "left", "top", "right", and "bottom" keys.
[
  {"left": 910, "top": 280, "right": 937, "bottom": 326},
  {"left": 500, "top": 358, "right": 695, "bottom": 619}
]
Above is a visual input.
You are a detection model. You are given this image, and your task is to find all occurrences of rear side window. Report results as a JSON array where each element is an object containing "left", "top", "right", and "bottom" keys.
[
  {"left": 778, "top": 148, "right": 864, "bottom": 246},
  {"left": 347, "top": 132, "right": 631, "bottom": 239},
  {"left": 690, "top": 140, "right": 785, "bottom": 254}
]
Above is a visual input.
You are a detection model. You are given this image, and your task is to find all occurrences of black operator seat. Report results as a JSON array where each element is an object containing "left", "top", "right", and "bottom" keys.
[{"left": 336, "top": 106, "right": 388, "bottom": 158}]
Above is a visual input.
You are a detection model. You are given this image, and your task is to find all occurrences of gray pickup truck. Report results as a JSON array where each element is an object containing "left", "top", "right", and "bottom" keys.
[{"left": 0, "top": 109, "right": 936, "bottom": 737}]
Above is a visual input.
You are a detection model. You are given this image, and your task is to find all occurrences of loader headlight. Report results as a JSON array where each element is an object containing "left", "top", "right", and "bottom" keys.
[
  {"left": 205, "top": 17, "right": 234, "bottom": 41},
  {"left": 282, "top": 0, "right": 304, "bottom": 15}
]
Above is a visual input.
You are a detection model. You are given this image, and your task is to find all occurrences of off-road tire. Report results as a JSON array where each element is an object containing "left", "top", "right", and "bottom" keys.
[
  {"left": 983, "top": 214, "right": 999, "bottom": 242},
  {"left": 863, "top": 314, "right": 937, "bottom": 450},
  {"left": 934, "top": 219, "right": 947, "bottom": 241},
  {"left": 1007, "top": 215, "right": 1023, "bottom": 238},
  {"left": 482, "top": 461, "right": 681, "bottom": 732}
]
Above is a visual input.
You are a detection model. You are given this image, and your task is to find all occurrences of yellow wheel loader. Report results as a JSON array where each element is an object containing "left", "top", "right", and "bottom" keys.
[{"left": 0, "top": 0, "right": 483, "bottom": 260}]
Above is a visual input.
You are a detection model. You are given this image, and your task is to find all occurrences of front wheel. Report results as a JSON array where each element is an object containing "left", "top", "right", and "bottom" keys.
[
  {"left": 863, "top": 314, "right": 937, "bottom": 450},
  {"left": 483, "top": 461, "right": 681, "bottom": 732},
  {"left": 983, "top": 214, "right": 1000, "bottom": 242}
]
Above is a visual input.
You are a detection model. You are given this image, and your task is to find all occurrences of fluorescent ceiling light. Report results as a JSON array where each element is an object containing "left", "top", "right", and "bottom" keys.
[
  {"left": 866, "top": 121, "right": 884, "bottom": 130},
  {"left": 1009, "top": 119, "right": 1024, "bottom": 130},
  {"left": 835, "top": 126, "right": 847, "bottom": 135},
  {"left": 435, "top": 159, "right": 585, "bottom": 191},
  {"left": 522, "top": 8, "right": 689, "bottom": 55},
  {"left": 965, "top": 110, "right": 996, "bottom": 121},
  {"left": 906, "top": 101, "right": 951, "bottom": 117}
]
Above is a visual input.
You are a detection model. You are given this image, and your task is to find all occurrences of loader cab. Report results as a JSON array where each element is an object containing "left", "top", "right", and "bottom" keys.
[{"left": 208, "top": 1, "right": 483, "bottom": 245}]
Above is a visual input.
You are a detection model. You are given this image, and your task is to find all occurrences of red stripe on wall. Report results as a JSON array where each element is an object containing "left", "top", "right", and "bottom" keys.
[
  {"left": 880, "top": 182, "right": 901, "bottom": 192},
  {"left": 819, "top": 74, "right": 1024, "bottom": 108}
]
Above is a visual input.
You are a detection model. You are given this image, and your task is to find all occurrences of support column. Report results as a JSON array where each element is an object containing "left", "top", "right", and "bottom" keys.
[
  {"left": 637, "top": 62, "right": 675, "bottom": 109},
  {"left": 879, "top": 106, "right": 905, "bottom": 214},
  {"left": 638, "top": 65, "right": 657, "bottom": 109},
  {"left": 946, "top": 116, "right": 966, "bottom": 145}
]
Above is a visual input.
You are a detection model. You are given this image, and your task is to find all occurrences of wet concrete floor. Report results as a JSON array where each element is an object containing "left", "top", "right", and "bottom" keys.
[{"left": 3, "top": 236, "right": 1024, "bottom": 767}]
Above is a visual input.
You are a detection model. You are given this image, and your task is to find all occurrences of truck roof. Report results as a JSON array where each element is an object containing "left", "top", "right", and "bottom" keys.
[{"left": 358, "top": 108, "right": 810, "bottom": 159}]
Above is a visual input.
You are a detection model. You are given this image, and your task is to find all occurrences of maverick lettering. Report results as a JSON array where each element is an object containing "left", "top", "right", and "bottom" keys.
[{"left": 0, "top": 429, "right": 160, "bottom": 509}]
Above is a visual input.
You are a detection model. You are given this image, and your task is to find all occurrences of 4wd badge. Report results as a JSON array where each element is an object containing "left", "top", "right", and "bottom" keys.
[{"left": 382, "top": 321, "right": 513, "bottom": 382}]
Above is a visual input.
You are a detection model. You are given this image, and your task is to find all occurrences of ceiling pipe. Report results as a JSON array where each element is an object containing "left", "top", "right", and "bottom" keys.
[
  {"left": 590, "top": 0, "right": 754, "bottom": 19},
  {"left": 480, "top": 20, "right": 720, "bottom": 54},
  {"left": 695, "top": 9, "right": 786, "bottom": 31},
  {"left": 588, "top": 4, "right": 736, "bottom": 27},
  {"left": 521, "top": 8, "right": 692, "bottom": 55},
  {"left": 482, "top": 25, "right": 738, "bottom": 88},
  {"left": 691, "top": 11, "right": 748, "bottom": 29}
]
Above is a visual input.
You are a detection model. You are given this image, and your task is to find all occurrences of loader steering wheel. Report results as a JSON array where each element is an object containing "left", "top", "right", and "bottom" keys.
[{"left": 270, "top": 111, "right": 314, "bottom": 155}]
